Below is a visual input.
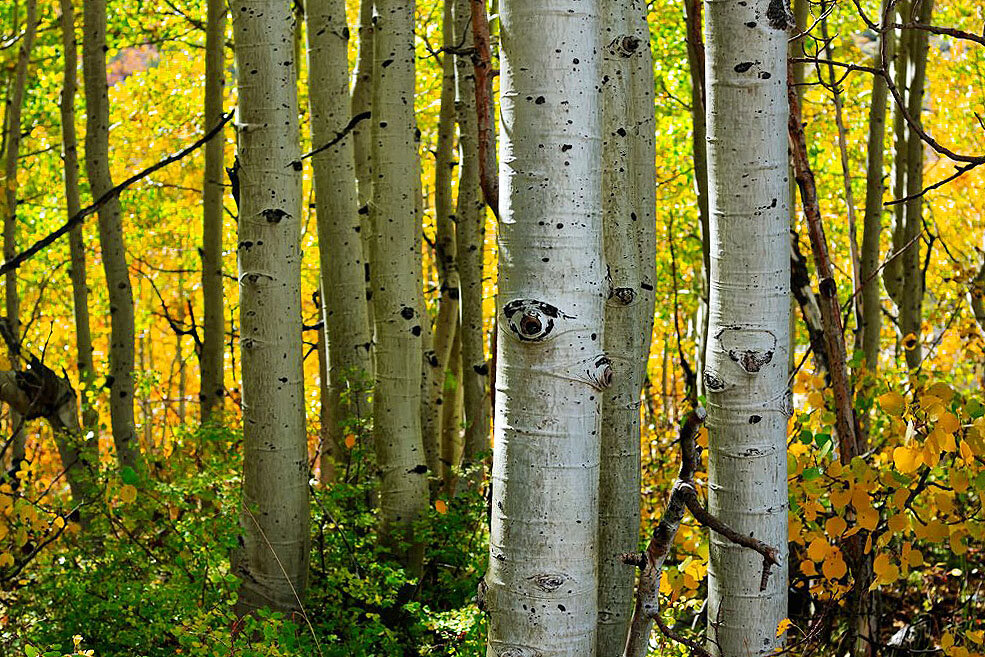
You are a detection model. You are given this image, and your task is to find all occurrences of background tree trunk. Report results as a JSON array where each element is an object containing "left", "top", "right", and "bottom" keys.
[
  {"left": 351, "top": 0, "right": 375, "bottom": 315},
  {"left": 703, "top": 0, "right": 790, "bottom": 653},
  {"left": 82, "top": 0, "right": 143, "bottom": 472},
  {"left": 486, "top": 2, "right": 606, "bottom": 655},
  {"left": 230, "top": 0, "right": 309, "bottom": 614},
  {"left": 200, "top": 0, "right": 226, "bottom": 421},
  {"left": 370, "top": 0, "right": 429, "bottom": 573}
]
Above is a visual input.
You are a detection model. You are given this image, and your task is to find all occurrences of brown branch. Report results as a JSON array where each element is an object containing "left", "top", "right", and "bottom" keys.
[
  {"left": 0, "top": 110, "right": 234, "bottom": 276},
  {"left": 469, "top": 0, "right": 499, "bottom": 219},
  {"left": 889, "top": 21, "right": 985, "bottom": 47},
  {"left": 787, "top": 61, "right": 860, "bottom": 463},
  {"left": 290, "top": 110, "right": 371, "bottom": 167}
]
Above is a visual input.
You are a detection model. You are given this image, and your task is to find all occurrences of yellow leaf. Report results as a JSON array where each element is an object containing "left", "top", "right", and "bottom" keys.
[
  {"left": 344, "top": 434, "right": 356, "bottom": 449},
  {"left": 966, "top": 630, "right": 984, "bottom": 645},
  {"left": 830, "top": 486, "right": 852, "bottom": 508},
  {"left": 958, "top": 440, "right": 975, "bottom": 464},
  {"left": 776, "top": 618, "right": 793, "bottom": 638},
  {"left": 888, "top": 513, "right": 908, "bottom": 533},
  {"left": 893, "top": 446, "right": 921, "bottom": 474},
  {"left": 858, "top": 505, "right": 880, "bottom": 531},
  {"left": 434, "top": 500, "right": 448, "bottom": 514},
  {"left": 878, "top": 391, "right": 906, "bottom": 416},
  {"left": 822, "top": 550, "right": 848, "bottom": 580},
  {"left": 872, "top": 553, "right": 899, "bottom": 585},
  {"left": 53, "top": 516, "right": 65, "bottom": 529},
  {"left": 807, "top": 537, "right": 830, "bottom": 562},
  {"left": 825, "top": 516, "right": 847, "bottom": 538},
  {"left": 659, "top": 572, "right": 672, "bottom": 595},
  {"left": 807, "top": 391, "right": 826, "bottom": 410},
  {"left": 120, "top": 484, "right": 138, "bottom": 504},
  {"left": 800, "top": 559, "right": 818, "bottom": 576},
  {"left": 0, "top": 553, "right": 12, "bottom": 568},
  {"left": 697, "top": 427, "right": 708, "bottom": 448},
  {"left": 942, "top": 633, "right": 955, "bottom": 650},
  {"left": 938, "top": 412, "right": 960, "bottom": 434},
  {"left": 926, "top": 382, "right": 954, "bottom": 402},
  {"left": 909, "top": 548, "right": 924, "bottom": 567}
]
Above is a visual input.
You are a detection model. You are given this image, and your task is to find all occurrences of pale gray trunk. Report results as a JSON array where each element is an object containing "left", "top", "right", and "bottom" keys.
[
  {"left": 884, "top": 1, "right": 909, "bottom": 307},
  {"left": 200, "top": 0, "right": 227, "bottom": 421},
  {"left": 703, "top": 0, "right": 790, "bottom": 653},
  {"left": 82, "top": 0, "right": 142, "bottom": 471},
  {"left": 453, "top": 0, "right": 490, "bottom": 471},
  {"left": 230, "top": 0, "right": 309, "bottom": 614},
  {"left": 486, "top": 2, "right": 605, "bottom": 655},
  {"left": 307, "top": 0, "right": 374, "bottom": 484},
  {"left": 2, "top": 0, "right": 36, "bottom": 468},
  {"left": 351, "top": 0, "right": 375, "bottom": 310},
  {"left": 59, "top": 0, "right": 98, "bottom": 437},
  {"left": 370, "top": 0, "right": 429, "bottom": 573},
  {"left": 440, "top": 321, "right": 463, "bottom": 492},
  {"left": 597, "top": 1, "right": 656, "bottom": 654}
]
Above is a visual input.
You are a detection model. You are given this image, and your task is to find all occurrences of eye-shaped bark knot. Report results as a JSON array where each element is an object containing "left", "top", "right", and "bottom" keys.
[
  {"left": 503, "top": 299, "right": 572, "bottom": 342},
  {"left": 528, "top": 573, "right": 567, "bottom": 592}
]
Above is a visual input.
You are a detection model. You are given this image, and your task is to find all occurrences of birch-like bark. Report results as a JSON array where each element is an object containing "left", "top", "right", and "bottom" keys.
[
  {"left": 351, "top": 0, "right": 375, "bottom": 307},
  {"left": 200, "top": 0, "right": 226, "bottom": 421},
  {"left": 59, "top": 0, "right": 97, "bottom": 437},
  {"left": 440, "top": 322, "right": 463, "bottom": 492},
  {"left": 597, "top": 1, "right": 656, "bottom": 653},
  {"left": 3, "top": 0, "right": 37, "bottom": 467},
  {"left": 82, "top": 0, "right": 143, "bottom": 472},
  {"left": 703, "top": 0, "right": 790, "bottom": 653},
  {"left": 453, "top": 0, "right": 490, "bottom": 474},
  {"left": 230, "top": 0, "right": 308, "bottom": 613},
  {"left": 370, "top": 0, "right": 429, "bottom": 573},
  {"left": 859, "top": 2, "right": 892, "bottom": 370},
  {"left": 900, "top": 0, "right": 934, "bottom": 370},
  {"left": 884, "top": 1, "right": 909, "bottom": 307},
  {"left": 307, "top": 0, "right": 374, "bottom": 484},
  {"left": 486, "top": 2, "right": 606, "bottom": 655}
]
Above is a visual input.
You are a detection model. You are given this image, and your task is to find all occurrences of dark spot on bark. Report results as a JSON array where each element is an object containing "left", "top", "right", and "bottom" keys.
[
  {"left": 640, "top": 282, "right": 654, "bottom": 291},
  {"left": 411, "top": 325, "right": 422, "bottom": 336},
  {"left": 558, "top": 604, "right": 566, "bottom": 612},
  {"left": 400, "top": 306, "right": 415, "bottom": 319},
  {"left": 342, "top": 26, "right": 350, "bottom": 40},
  {"left": 704, "top": 372, "right": 726, "bottom": 391},
  {"left": 767, "top": 0, "right": 796, "bottom": 30},
  {"left": 358, "top": 204, "right": 369, "bottom": 215},
  {"left": 473, "top": 362, "right": 489, "bottom": 376},
  {"left": 749, "top": 415, "right": 762, "bottom": 424},
  {"left": 758, "top": 71, "right": 772, "bottom": 79},
  {"left": 279, "top": 377, "right": 288, "bottom": 383},
  {"left": 381, "top": 58, "right": 393, "bottom": 68},
  {"left": 408, "top": 464, "right": 428, "bottom": 474},
  {"left": 561, "top": 144, "right": 572, "bottom": 152},
  {"left": 734, "top": 61, "right": 754, "bottom": 73},
  {"left": 262, "top": 208, "right": 290, "bottom": 223},
  {"left": 614, "top": 287, "right": 636, "bottom": 305},
  {"left": 616, "top": 127, "right": 627, "bottom": 137},
  {"left": 535, "top": 96, "right": 546, "bottom": 104},
  {"left": 745, "top": 21, "right": 757, "bottom": 27},
  {"left": 819, "top": 277, "right": 837, "bottom": 297}
]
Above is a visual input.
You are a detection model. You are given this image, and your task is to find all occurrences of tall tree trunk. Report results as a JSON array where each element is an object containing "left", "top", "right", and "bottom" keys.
[
  {"left": 370, "top": 0, "right": 429, "bottom": 573},
  {"left": 440, "top": 319, "right": 463, "bottom": 492},
  {"left": 230, "top": 0, "right": 309, "bottom": 614},
  {"left": 2, "top": 0, "right": 36, "bottom": 469},
  {"left": 703, "top": 0, "right": 791, "bottom": 654},
  {"left": 307, "top": 0, "right": 374, "bottom": 486},
  {"left": 859, "top": 1, "right": 892, "bottom": 371},
  {"left": 486, "top": 2, "right": 606, "bottom": 655},
  {"left": 597, "top": 1, "right": 656, "bottom": 653},
  {"left": 899, "top": 0, "right": 934, "bottom": 370},
  {"left": 351, "top": 0, "right": 375, "bottom": 314},
  {"left": 884, "top": 1, "right": 910, "bottom": 309},
  {"left": 452, "top": 0, "right": 490, "bottom": 476},
  {"left": 58, "top": 0, "right": 98, "bottom": 494},
  {"left": 200, "top": 0, "right": 226, "bottom": 421},
  {"left": 82, "top": 0, "right": 143, "bottom": 472}
]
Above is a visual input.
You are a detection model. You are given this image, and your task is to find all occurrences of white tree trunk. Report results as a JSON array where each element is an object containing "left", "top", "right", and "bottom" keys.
[
  {"left": 597, "top": 0, "right": 656, "bottom": 653},
  {"left": 82, "top": 0, "right": 143, "bottom": 472},
  {"left": 703, "top": 0, "right": 790, "bottom": 654},
  {"left": 370, "top": 0, "right": 429, "bottom": 573},
  {"left": 486, "top": 2, "right": 606, "bottom": 655},
  {"left": 230, "top": 0, "right": 308, "bottom": 614},
  {"left": 307, "top": 0, "right": 374, "bottom": 481}
]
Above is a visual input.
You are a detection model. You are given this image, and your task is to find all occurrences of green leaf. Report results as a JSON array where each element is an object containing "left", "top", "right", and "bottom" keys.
[
  {"left": 121, "top": 466, "right": 138, "bottom": 486},
  {"left": 25, "top": 645, "right": 39, "bottom": 657},
  {"left": 802, "top": 467, "right": 822, "bottom": 482}
]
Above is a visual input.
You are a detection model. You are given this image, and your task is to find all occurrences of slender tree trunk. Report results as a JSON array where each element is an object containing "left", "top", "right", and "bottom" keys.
[
  {"left": 315, "top": 293, "right": 340, "bottom": 483},
  {"left": 2, "top": 0, "right": 36, "bottom": 469},
  {"left": 859, "top": 1, "right": 892, "bottom": 370},
  {"left": 597, "top": 1, "right": 656, "bottom": 653},
  {"left": 453, "top": 0, "right": 490, "bottom": 475},
  {"left": 370, "top": 0, "right": 429, "bottom": 573},
  {"left": 200, "top": 0, "right": 226, "bottom": 421},
  {"left": 351, "top": 0, "right": 375, "bottom": 313},
  {"left": 486, "top": 2, "right": 606, "bottom": 655},
  {"left": 230, "top": 0, "right": 309, "bottom": 614},
  {"left": 884, "top": 1, "right": 909, "bottom": 307},
  {"left": 900, "top": 0, "right": 933, "bottom": 370},
  {"left": 82, "top": 0, "right": 143, "bottom": 472},
  {"left": 703, "top": 0, "right": 791, "bottom": 654},
  {"left": 307, "top": 0, "right": 374, "bottom": 486},
  {"left": 440, "top": 320, "right": 463, "bottom": 492}
]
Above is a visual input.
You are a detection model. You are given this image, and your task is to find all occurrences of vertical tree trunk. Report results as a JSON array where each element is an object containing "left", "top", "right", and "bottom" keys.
[
  {"left": 82, "top": 0, "right": 143, "bottom": 472},
  {"left": 486, "top": 2, "right": 605, "bottom": 655},
  {"left": 884, "top": 1, "right": 909, "bottom": 308},
  {"left": 230, "top": 0, "right": 309, "bottom": 614},
  {"left": 597, "top": 1, "right": 656, "bottom": 653},
  {"left": 899, "top": 0, "right": 933, "bottom": 370},
  {"left": 703, "top": 0, "right": 790, "bottom": 654},
  {"left": 453, "top": 0, "right": 490, "bottom": 473},
  {"left": 307, "top": 0, "right": 374, "bottom": 485},
  {"left": 440, "top": 321, "right": 463, "bottom": 492},
  {"left": 200, "top": 0, "right": 227, "bottom": 421},
  {"left": 351, "top": 0, "right": 375, "bottom": 310},
  {"left": 859, "top": 1, "right": 892, "bottom": 370},
  {"left": 370, "top": 0, "right": 429, "bottom": 573},
  {"left": 2, "top": 0, "right": 36, "bottom": 469}
]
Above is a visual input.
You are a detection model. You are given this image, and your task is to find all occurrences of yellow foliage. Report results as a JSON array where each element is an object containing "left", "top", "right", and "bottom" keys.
[{"left": 878, "top": 391, "right": 906, "bottom": 416}]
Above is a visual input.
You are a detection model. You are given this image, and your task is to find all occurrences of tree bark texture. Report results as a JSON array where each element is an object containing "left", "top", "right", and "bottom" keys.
[
  {"left": 703, "top": 0, "right": 791, "bottom": 653},
  {"left": 486, "top": 2, "right": 606, "bottom": 655},
  {"left": 230, "top": 0, "right": 309, "bottom": 614}
]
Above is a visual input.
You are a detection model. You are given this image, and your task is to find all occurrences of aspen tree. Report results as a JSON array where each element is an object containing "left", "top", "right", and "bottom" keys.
[
  {"left": 2, "top": 0, "right": 36, "bottom": 468},
  {"left": 452, "top": 0, "right": 490, "bottom": 472},
  {"left": 82, "top": 0, "right": 143, "bottom": 471},
  {"left": 307, "top": 0, "right": 374, "bottom": 481},
  {"left": 370, "top": 0, "right": 429, "bottom": 572},
  {"left": 597, "top": 0, "right": 657, "bottom": 653},
  {"left": 230, "top": 0, "right": 309, "bottom": 613},
  {"left": 200, "top": 0, "right": 226, "bottom": 421},
  {"left": 703, "top": 0, "right": 791, "bottom": 653},
  {"left": 486, "top": 1, "right": 607, "bottom": 655},
  {"left": 351, "top": 0, "right": 375, "bottom": 306}
]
